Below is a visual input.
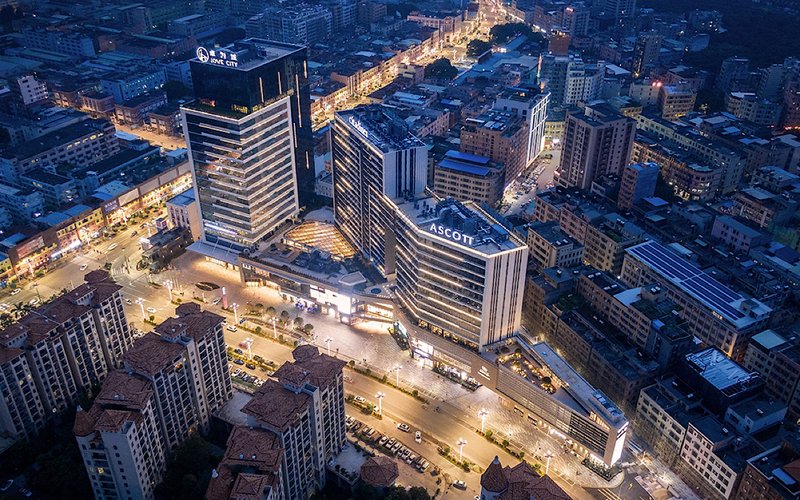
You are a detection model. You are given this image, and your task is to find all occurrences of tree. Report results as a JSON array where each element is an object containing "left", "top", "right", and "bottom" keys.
[
  {"left": 155, "top": 437, "right": 214, "bottom": 500},
  {"left": 293, "top": 316, "right": 304, "bottom": 329},
  {"left": 467, "top": 39, "right": 492, "bottom": 58},
  {"left": 489, "top": 22, "right": 534, "bottom": 45},
  {"left": 303, "top": 323, "right": 314, "bottom": 334},
  {"left": 424, "top": 58, "right": 458, "bottom": 81},
  {"left": 266, "top": 306, "right": 276, "bottom": 317},
  {"left": 280, "top": 310, "right": 290, "bottom": 324}
]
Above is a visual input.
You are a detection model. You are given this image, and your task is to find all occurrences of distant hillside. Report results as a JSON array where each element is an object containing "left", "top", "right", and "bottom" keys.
[{"left": 641, "top": 0, "right": 800, "bottom": 69}]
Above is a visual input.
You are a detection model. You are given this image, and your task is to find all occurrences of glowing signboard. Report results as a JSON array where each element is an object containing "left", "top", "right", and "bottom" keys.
[
  {"left": 428, "top": 223, "right": 475, "bottom": 246},
  {"left": 348, "top": 116, "right": 369, "bottom": 138},
  {"left": 196, "top": 47, "right": 239, "bottom": 68}
]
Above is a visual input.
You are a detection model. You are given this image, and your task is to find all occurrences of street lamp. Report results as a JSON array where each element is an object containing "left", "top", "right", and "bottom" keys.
[
  {"left": 232, "top": 303, "right": 239, "bottom": 324},
  {"left": 135, "top": 298, "right": 145, "bottom": 320},
  {"left": 164, "top": 280, "right": 173, "bottom": 302},
  {"left": 324, "top": 337, "right": 333, "bottom": 356},
  {"left": 393, "top": 365, "right": 401, "bottom": 387},
  {"left": 271, "top": 316, "right": 277, "bottom": 339},
  {"left": 478, "top": 408, "right": 489, "bottom": 434},
  {"left": 457, "top": 438, "right": 467, "bottom": 462},
  {"left": 544, "top": 451, "right": 554, "bottom": 476},
  {"left": 375, "top": 392, "right": 385, "bottom": 416},
  {"left": 32, "top": 283, "right": 41, "bottom": 301}
]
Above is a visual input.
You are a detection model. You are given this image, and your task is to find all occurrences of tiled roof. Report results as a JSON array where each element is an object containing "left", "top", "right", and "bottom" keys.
[
  {"left": 223, "top": 426, "right": 283, "bottom": 473},
  {"left": 123, "top": 333, "right": 185, "bottom": 376},
  {"left": 94, "top": 370, "right": 153, "bottom": 411},
  {"left": 360, "top": 456, "right": 399, "bottom": 487},
  {"left": 289, "top": 345, "right": 346, "bottom": 389},
  {"left": 154, "top": 309, "right": 223, "bottom": 342},
  {"left": 481, "top": 456, "right": 509, "bottom": 492},
  {"left": 241, "top": 380, "right": 311, "bottom": 432}
]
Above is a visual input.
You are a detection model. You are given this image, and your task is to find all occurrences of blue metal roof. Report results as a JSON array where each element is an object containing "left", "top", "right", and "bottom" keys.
[
  {"left": 437, "top": 158, "right": 492, "bottom": 177},
  {"left": 444, "top": 150, "right": 491, "bottom": 165}
]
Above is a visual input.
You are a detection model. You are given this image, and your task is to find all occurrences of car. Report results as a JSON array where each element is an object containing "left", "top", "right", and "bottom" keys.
[
  {"left": 146, "top": 307, "right": 157, "bottom": 314},
  {"left": 29, "top": 298, "right": 39, "bottom": 306},
  {"left": 400, "top": 448, "right": 411, "bottom": 459},
  {"left": 226, "top": 325, "right": 238, "bottom": 332},
  {"left": 378, "top": 436, "right": 389, "bottom": 446},
  {"left": 391, "top": 442, "right": 401, "bottom": 453},
  {"left": 79, "top": 264, "right": 88, "bottom": 271},
  {"left": 19, "top": 488, "right": 32, "bottom": 497},
  {"left": 396, "top": 423, "right": 410, "bottom": 432},
  {"left": 0, "top": 304, "right": 7, "bottom": 311},
  {"left": 407, "top": 454, "right": 417, "bottom": 464},
  {"left": 354, "top": 395, "right": 366, "bottom": 404},
  {"left": 0, "top": 480, "right": 13, "bottom": 492},
  {"left": 212, "top": 297, "right": 222, "bottom": 305},
  {"left": 125, "top": 298, "right": 132, "bottom": 305},
  {"left": 234, "top": 348, "right": 243, "bottom": 354},
  {"left": 131, "top": 231, "right": 138, "bottom": 236},
  {"left": 10, "top": 289, "right": 20, "bottom": 295},
  {"left": 233, "top": 358, "right": 244, "bottom": 365},
  {"left": 108, "top": 243, "right": 118, "bottom": 251},
  {"left": 245, "top": 363, "right": 256, "bottom": 370},
  {"left": 232, "top": 369, "right": 242, "bottom": 377},
  {"left": 415, "top": 431, "right": 422, "bottom": 443},
  {"left": 452, "top": 480, "right": 467, "bottom": 490}
]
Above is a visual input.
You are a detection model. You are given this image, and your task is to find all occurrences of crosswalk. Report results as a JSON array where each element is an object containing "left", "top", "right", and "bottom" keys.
[{"left": 596, "top": 488, "right": 622, "bottom": 500}]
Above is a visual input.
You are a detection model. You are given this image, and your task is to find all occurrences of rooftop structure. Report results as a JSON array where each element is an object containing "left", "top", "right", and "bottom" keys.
[{"left": 625, "top": 240, "right": 771, "bottom": 329}]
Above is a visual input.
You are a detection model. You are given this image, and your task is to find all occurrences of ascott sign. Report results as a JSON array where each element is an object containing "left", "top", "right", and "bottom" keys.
[{"left": 428, "top": 223, "right": 475, "bottom": 246}]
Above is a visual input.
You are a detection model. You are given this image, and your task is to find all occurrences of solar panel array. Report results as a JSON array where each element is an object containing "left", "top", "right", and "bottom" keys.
[{"left": 627, "top": 241, "right": 745, "bottom": 322}]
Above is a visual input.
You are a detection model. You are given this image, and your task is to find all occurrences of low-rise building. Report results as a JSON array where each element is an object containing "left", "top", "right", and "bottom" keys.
[
  {"left": 166, "top": 188, "right": 201, "bottom": 240},
  {"left": 460, "top": 110, "right": 528, "bottom": 187},
  {"left": 432, "top": 150, "right": 505, "bottom": 205},
  {"left": 711, "top": 215, "right": 769, "bottom": 254},
  {"left": 526, "top": 221, "right": 584, "bottom": 270}
]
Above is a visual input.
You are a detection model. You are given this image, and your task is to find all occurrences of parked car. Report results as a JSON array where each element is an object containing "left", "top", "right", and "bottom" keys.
[
  {"left": 453, "top": 480, "right": 467, "bottom": 490},
  {"left": 11, "top": 288, "right": 21, "bottom": 295},
  {"left": 397, "top": 423, "right": 410, "bottom": 432},
  {"left": 415, "top": 431, "right": 422, "bottom": 443},
  {"left": 245, "top": 363, "right": 256, "bottom": 370},
  {"left": 79, "top": 264, "right": 88, "bottom": 271},
  {"left": 233, "top": 358, "right": 244, "bottom": 365},
  {"left": 146, "top": 306, "right": 157, "bottom": 314},
  {"left": 226, "top": 325, "right": 238, "bottom": 332},
  {"left": 354, "top": 395, "right": 366, "bottom": 404}
]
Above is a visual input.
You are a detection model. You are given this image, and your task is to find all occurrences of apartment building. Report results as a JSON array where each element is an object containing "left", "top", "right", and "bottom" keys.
[
  {"left": 742, "top": 329, "right": 800, "bottom": 421},
  {"left": 74, "top": 371, "right": 166, "bottom": 500},
  {"left": 658, "top": 84, "right": 697, "bottom": 120},
  {"left": 493, "top": 86, "right": 550, "bottom": 166},
  {"left": 240, "top": 345, "right": 347, "bottom": 499},
  {"left": 622, "top": 240, "right": 771, "bottom": 358},
  {"left": 433, "top": 150, "right": 505, "bottom": 205},
  {"left": 460, "top": 110, "right": 528, "bottom": 186},
  {"left": 617, "top": 162, "right": 659, "bottom": 210},
  {"left": 526, "top": 221, "right": 584, "bottom": 270},
  {"left": 710, "top": 215, "right": 769, "bottom": 254},
  {"left": 635, "top": 113, "right": 745, "bottom": 195},
  {"left": 122, "top": 302, "right": 232, "bottom": 449},
  {"left": 632, "top": 133, "right": 721, "bottom": 201},
  {"left": 556, "top": 104, "right": 635, "bottom": 191},
  {"left": 0, "top": 270, "right": 133, "bottom": 441},
  {"left": 206, "top": 426, "right": 284, "bottom": 500},
  {"left": 0, "top": 119, "right": 119, "bottom": 184},
  {"left": 559, "top": 206, "right": 645, "bottom": 274}
]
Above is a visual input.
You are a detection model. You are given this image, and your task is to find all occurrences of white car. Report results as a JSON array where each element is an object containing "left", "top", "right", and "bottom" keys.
[
  {"left": 415, "top": 431, "right": 422, "bottom": 443},
  {"left": 0, "top": 303, "right": 8, "bottom": 311},
  {"left": 396, "top": 423, "right": 410, "bottom": 432},
  {"left": 146, "top": 307, "right": 157, "bottom": 314},
  {"left": 10, "top": 289, "right": 21, "bottom": 295},
  {"left": 226, "top": 325, "right": 238, "bottom": 332},
  {"left": 79, "top": 264, "right": 88, "bottom": 271},
  {"left": 108, "top": 243, "right": 118, "bottom": 251},
  {"left": 29, "top": 298, "right": 39, "bottom": 306}
]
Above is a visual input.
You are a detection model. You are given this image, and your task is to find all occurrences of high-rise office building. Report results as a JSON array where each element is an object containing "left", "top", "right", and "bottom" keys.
[
  {"left": 239, "top": 344, "right": 346, "bottom": 499},
  {"left": 182, "top": 39, "right": 314, "bottom": 256},
  {"left": 331, "top": 105, "right": 428, "bottom": 276},
  {"left": 556, "top": 103, "right": 635, "bottom": 190},
  {"left": 395, "top": 197, "right": 529, "bottom": 352},
  {"left": 0, "top": 270, "right": 133, "bottom": 441}
]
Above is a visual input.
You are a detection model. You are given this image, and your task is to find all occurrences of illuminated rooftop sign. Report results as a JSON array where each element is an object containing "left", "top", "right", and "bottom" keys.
[
  {"left": 197, "top": 47, "right": 239, "bottom": 68},
  {"left": 348, "top": 116, "right": 370, "bottom": 139},
  {"left": 428, "top": 223, "right": 475, "bottom": 246}
]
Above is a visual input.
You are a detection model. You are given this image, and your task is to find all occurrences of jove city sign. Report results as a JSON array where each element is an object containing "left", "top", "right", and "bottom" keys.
[
  {"left": 428, "top": 223, "right": 476, "bottom": 246},
  {"left": 196, "top": 47, "right": 239, "bottom": 68}
]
